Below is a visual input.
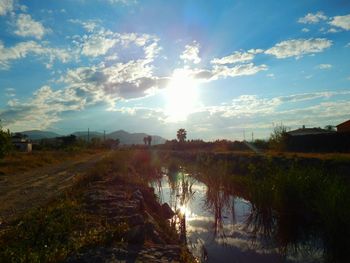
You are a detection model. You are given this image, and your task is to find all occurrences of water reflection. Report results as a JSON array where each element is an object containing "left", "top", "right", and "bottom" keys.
[
  {"left": 154, "top": 162, "right": 329, "bottom": 263},
  {"left": 154, "top": 165, "right": 292, "bottom": 263}
]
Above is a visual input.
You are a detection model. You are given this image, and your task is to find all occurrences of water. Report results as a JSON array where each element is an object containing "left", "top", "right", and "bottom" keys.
[{"left": 153, "top": 167, "right": 322, "bottom": 263}]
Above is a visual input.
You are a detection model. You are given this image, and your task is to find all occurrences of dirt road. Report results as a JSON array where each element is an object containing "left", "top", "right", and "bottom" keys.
[{"left": 0, "top": 151, "right": 111, "bottom": 221}]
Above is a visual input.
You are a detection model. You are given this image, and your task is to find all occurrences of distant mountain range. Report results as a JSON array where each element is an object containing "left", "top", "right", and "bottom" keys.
[
  {"left": 19, "top": 130, "right": 61, "bottom": 140},
  {"left": 19, "top": 129, "right": 166, "bottom": 145}
]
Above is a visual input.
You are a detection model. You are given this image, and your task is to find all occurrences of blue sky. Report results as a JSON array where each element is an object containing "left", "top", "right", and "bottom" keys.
[{"left": 0, "top": 0, "right": 350, "bottom": 140}]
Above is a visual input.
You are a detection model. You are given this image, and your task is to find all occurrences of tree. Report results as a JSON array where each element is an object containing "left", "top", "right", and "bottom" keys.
[
  {"left": 177, "top": 128, "right": 187, "bottom": 143},
  {"left": 143, "top": 136, "right": 152, "bottom": 146},
  {"left": 324, "top": 125, "right": 335, "bottom": 131},
  {"left": 0, "top": 120, "right": 12, "bottom": 158},
  {"left": 269, "top": 124, "right": 289, "bottom": 151},
  {"left": 147, "top": 135, "right": 152, "bottom": 146}
]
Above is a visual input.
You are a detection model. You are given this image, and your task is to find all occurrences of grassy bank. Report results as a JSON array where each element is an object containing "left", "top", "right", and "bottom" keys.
[{"left": 0, "top": 149, "right": 194, "bottom": 263}]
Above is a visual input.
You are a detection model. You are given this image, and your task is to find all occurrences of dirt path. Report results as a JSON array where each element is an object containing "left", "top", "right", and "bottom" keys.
[{"left": 0, "top": 151, "right": 112, "bottom": 221}]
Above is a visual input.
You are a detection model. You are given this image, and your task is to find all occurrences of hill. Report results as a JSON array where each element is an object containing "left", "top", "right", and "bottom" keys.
[
  {"left": 19, "top": 129, "right": 166, "bottom": 145},
  {"left": 20, "top": 130, "right": 61, "bottom": 140},
  {"left": 72, "top": 131, "right": 104, "bottom": 140},
  {"left": 107, "top": 130, "right": 166, "bottom": 145}
]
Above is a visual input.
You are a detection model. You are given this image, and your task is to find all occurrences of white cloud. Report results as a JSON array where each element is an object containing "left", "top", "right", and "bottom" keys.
[
  {"left": 180, "top": 41, "right": 201, "bottom": 64},
  {"left": 0, "top": 85, "right": 86, "bottom": 131},
  {"left": 329, "top": 14, "right": 350, "bottom": 30},
  {"left": 68, "top": 19, "right": 100, "bottom": 32},
  {"left": 183, "top": 91, "right": 350, "bottom": 138},
  {"left": 80, "top": 30, "right": 118, "bottom": 57},
  {"left": 317, "top": 64, "right": 332, "bottom": 69},
  {"left": 63, "top": 60, "right": 168, "bottom": 109},
  {"left": 305, "top": 75, "right": 313, "bottom": 79},
  {"left": 76, "top": 29, "right": 156, "bottom": 58},
  {"left": 185, "top": 62, "right": 267, "bottom": 82},
  {"left": 4, "top": 87, "right": 15, "bottom": 97},
  {"left": 207, "top": 95, "right": 280, "bottom": 118},
  {"left": 265, "top": 38, "right": 332, "bottom": 59},
  {"left": 14, "top": 14, "right": 47, "bottom": 39},
  {"left": 212, "top": 63, "right": 267, "bottom": 79},
  {"left": 61, "top": 37, "right": 166, "bottom": 109},
  {"left": 301, "top": 28, "right": 310, "bottom": 33},
  {"left": 0, "top": 40, "right": 71, "bottom": 70},
  {"left": 211, "top": 49, "right": 263, "bottom": 65},
  {"left": 327, "top": 28, "right": 340, "bottom": 33},
  {"left": 0, "top": 0, "right": 13, "bottom": 16},
  {"left": 298, "top": 11, "right": 328, "bottom": 24},
  {"left": 108, "top": 0, "right": 137, "bottom": 4}
]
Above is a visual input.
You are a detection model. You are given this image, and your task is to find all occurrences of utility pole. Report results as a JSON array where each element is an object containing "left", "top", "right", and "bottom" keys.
[
  {"left": 87, "top": 128, "right": 90, "bottom": 142},
  {"left": 251, "top": 132, "right": 254, "bottom": 142}
]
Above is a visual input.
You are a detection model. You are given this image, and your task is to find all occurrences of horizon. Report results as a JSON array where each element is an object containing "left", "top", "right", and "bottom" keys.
[{"left": 1, "top": 0, "right": 350, "bottom": 141}]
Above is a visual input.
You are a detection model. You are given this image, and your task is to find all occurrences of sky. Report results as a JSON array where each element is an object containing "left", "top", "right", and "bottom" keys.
[{"left": 0, "top": 0, "right": 350, "bottom": 140}]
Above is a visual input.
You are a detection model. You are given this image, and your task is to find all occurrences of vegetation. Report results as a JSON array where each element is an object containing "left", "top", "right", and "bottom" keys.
[
  {"left": 268, "top": 124, "right": 289, "bottom": 151},
  {"left": 167, "top": 151, "right": 350, "bottom": 263},
  {"left": 177, "top": 128, "right": 187, "bottom": 143},
  {"left": 245, "top": 162, "right": 350, "bottom": 263},
  {"left": 0, "top": 149, "right": 102, "bottom": 176},
  {"left": 143, "top": 135, "right": 152, "bottom": 146},
  {"left": 0, "top": 121, "right": 12, "bottom": 159},
  {"left": 0, "top": 149, "right": 193, "bottom": 262}
]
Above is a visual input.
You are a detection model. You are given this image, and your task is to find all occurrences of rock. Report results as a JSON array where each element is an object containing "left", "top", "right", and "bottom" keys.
[
  {"left": 149, "top": 229, "right": 165, "bottom": 244},
  {"left": 132, "top": 189, "right": 144, "bottom": 201},
  {"left": 127, "top": 225, "right": 145, "bottom": 244},
  {"left": 161, "top": 203, "right": 175, "bottom": 219},
  {"left": 128, "top": 214, "right": 144, "bottom": 226}
]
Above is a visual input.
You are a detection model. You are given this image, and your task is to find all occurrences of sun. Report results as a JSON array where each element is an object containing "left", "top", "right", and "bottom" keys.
[{"left": 164, "top": 69, "right": 199, "bottom": 121}]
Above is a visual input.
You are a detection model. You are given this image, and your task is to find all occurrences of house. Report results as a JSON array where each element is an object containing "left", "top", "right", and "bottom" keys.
[
  {"left": 11, "top": 133, "right": 32, "bottom": 152},
  {"left": 336, "top": 120, "right": 350, "bottom": 133},
  {"left": 287, "top": 125, "right": 335, "bottom": 136}
]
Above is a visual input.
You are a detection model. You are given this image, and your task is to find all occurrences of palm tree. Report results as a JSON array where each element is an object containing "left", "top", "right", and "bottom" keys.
[{"left": 177, "top": 128, "right": 187, "bottom": 143}]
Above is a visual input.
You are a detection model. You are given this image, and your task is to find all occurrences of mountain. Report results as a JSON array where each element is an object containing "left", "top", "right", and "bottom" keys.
[
  {"left": 19, "top": 129, "right": 166, "bottom": 145},
  {"left": 72, "top": 131, "right": 104, "bottom": 140},
  {"left": 20, "top": 130, "right": 61, "bottom": 140},
  {"left": 107, "top": 130, "right": 166, "bottom": 145}
]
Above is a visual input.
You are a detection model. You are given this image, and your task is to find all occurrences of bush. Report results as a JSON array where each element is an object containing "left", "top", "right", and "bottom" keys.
[{"left": 0, "top": 129, "right": 12, "bottom": 159}]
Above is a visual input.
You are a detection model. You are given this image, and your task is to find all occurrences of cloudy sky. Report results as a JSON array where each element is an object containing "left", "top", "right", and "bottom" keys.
[{"left": 0, "top": 0, "right": 350, "bottom": 140}]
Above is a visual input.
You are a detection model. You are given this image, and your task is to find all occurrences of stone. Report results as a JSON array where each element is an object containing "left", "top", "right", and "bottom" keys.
[
  {"left": 161, "top": 203, "right": 175, "bottom": 219},
  {"left": 127, "top": 225, "right": 145, "bottom": 244},
  {"left": 132, "top": 189, "right": 144, "bottom": 201},
  {"left": 128, "top": 214, "right": 144, "bottom": 226}
]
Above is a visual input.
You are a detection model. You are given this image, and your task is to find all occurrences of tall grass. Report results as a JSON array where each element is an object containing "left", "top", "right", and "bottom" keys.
[
  {"left": 230, "top": 160, "right": 350, "bottom": 262},
  {"left": 167, "top": 152, "right": 350, "bottom": 262}
]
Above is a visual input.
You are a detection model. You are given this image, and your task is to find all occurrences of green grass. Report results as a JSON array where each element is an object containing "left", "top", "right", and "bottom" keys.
[{"left": 245, "top": 164, "right": 350, "bottom": 262}]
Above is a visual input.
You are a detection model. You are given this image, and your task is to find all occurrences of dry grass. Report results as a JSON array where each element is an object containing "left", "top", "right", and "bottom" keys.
[
  {"left": 264, "top": 150, "right": 350, "bottom": 160},
  {"left": 0, "top": 149, "right": 103, "bottom": 176}
]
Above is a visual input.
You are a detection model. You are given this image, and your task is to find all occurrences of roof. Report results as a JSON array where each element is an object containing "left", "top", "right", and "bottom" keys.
[
  {"left": 287, "top": 127, "right": 335, "bottom": 136},
  {"left": 336, "top": 120, "right": 350, "bottom": 127}
]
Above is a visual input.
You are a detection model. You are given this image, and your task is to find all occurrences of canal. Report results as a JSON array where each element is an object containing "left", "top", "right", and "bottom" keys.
[{"left": 153, "top": 165, "right": 323, "bottom": 263}]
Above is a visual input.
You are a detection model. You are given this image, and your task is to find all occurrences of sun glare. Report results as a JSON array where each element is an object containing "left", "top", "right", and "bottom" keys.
[
  {"left": 164, "top": 69, "right": 199, "bottom": 121},
  {"left": 179, "top": 204, "right": 190, "bottom": 216}
]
